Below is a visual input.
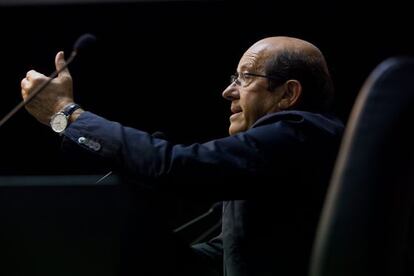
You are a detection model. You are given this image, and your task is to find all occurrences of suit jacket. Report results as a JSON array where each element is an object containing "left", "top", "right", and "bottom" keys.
[{"left": 62, "top": 110, "right": 344, "bottom": 276}]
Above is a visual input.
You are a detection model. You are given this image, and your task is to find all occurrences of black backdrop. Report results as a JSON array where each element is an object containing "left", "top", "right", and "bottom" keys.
[
  {"left": 0, "top": 1, "right": 413, "bottom": 275},
  {"left": 1, "top": 0, "right": 413, "bottom": 175}
]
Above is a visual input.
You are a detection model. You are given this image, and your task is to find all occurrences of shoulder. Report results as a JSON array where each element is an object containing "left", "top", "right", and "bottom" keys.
[{"left": 251, "top": 110, "right": 344, "bottom": 137}]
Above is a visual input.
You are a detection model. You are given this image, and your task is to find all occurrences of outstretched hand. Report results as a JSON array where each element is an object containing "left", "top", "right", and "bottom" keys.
[{"left": 21, "top": 51, "right": 74, "bottom": 125}]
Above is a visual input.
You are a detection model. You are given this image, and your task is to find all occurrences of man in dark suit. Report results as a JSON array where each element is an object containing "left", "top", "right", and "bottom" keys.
[{"left": 21, "top": 36, "right": 344, "bottom": 276}]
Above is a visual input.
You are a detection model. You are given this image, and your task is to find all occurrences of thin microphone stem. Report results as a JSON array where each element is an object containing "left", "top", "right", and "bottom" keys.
[
  {"left": 173, "top": 202, "right": 222, "bottom": 233},
  {"left": 190, "top": 219, "right": 222, "bottom": 245},
  {"left": 95, "top": 171, "right": 113, "bottom": 184},
  {"left": 173, "top": 208, "right": 215, "bottom": 233},
  {"left": 0, "top": 51, "right": 77, "bottom": 128}
]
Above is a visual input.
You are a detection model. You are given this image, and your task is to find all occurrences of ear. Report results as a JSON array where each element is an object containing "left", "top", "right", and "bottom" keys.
[{"left": 278, "top": 80, "right": 302, "bottom": 110}]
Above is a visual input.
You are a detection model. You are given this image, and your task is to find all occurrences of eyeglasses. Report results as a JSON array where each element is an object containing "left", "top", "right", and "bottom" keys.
[{"left": 230, "top": 72, "right": 280, "bottom": 87}]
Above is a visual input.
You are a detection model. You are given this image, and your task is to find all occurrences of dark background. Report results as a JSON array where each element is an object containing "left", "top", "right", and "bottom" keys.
[
  {"left": 0, "top": 1, "right": 413, "bottom": 274},
  {"left": 0, "top": 0, "right": 413, "bottom": 175}
]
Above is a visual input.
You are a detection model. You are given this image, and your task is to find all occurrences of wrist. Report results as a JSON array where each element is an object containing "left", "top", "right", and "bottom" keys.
[
  {"left": 69, "top": 108, "right": 84, "bottom": 124},
  {"left": 50, "top": 103, "right": 82, "bottom": 134}
]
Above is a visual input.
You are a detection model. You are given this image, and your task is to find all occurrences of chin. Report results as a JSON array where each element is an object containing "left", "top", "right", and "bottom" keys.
[{"left": 229, "top": 123, "right": 246, "bottom": 135}]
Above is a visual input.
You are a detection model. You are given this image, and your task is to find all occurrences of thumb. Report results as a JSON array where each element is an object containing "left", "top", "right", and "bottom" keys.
[{"left": 55, "top": 51, "right": 71, "bottom": 79}]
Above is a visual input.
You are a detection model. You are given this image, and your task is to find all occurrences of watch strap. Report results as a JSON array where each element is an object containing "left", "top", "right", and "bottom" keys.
[{"left": 62, "top": 103, "right": 81, "bottom": 117}]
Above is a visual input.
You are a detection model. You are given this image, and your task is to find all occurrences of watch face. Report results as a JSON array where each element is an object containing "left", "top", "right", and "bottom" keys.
[{"left": 50, "top": 113, "right": 68, "bottom": 133}]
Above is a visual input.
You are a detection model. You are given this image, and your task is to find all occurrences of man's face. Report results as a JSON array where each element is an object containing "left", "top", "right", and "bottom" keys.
[{"left": 222, "top": 49, "right": 284, "bottom": 135}]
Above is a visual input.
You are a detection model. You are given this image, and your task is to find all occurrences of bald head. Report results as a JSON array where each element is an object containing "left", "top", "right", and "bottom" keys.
[
  {"left": 242, "top": 36, "right": 334, "bottom": 112},
  {"left": 252, "top": 36, "right": 320, "bottom": 53},
  {"left": 246, "top": 36, "right": 328, "bottom": 74}
]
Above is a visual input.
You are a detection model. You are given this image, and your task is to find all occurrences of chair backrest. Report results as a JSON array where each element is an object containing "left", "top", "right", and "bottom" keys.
[{"left": 309, "top": 57, "right": 414, "bottom": 276}]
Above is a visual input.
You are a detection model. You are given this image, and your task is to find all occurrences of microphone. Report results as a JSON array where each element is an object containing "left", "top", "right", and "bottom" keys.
[
  {"left": 72, "top": 33, "right": 96, "bottom": 53},
  {"left": 0, "top": 33, "right": 97, "bottom": 128}
]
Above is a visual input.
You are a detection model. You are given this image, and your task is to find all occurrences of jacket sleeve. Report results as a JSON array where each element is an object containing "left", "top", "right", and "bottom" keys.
[{"left": 62, "top": 112, "right": 309, "bottom": 196}]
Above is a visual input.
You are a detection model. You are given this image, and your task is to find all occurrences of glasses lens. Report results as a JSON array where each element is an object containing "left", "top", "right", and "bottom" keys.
[{"left": 230, "top": 74, "right": 238, "bottom": 84}]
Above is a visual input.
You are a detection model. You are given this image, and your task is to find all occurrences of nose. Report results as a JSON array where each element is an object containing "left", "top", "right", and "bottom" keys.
[{"left": 222, "top": 83, "right": 239, "bottom": 101}]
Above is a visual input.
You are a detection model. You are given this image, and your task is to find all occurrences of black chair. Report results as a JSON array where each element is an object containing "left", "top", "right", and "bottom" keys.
[{"left": 310, "top": 57, "right": 414, "bottom": 276}]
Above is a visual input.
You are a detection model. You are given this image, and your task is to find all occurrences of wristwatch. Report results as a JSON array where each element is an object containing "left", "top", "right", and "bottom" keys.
[{"left": 50, "top": 103, "right": 81, "bottom": 134}]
